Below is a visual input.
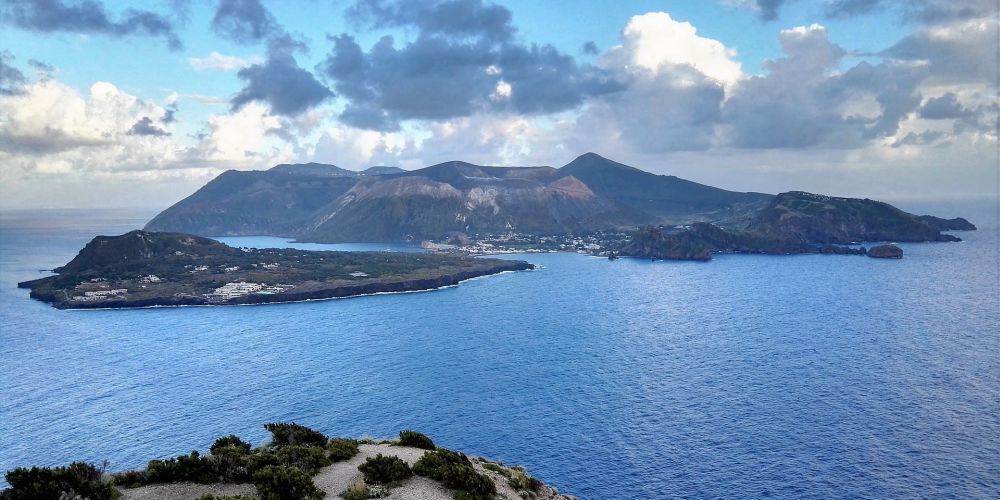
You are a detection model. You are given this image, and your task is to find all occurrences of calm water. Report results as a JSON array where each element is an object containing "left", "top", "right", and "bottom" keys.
[{"left": 1, "top": 204, "right": 998, "bottom": 498}]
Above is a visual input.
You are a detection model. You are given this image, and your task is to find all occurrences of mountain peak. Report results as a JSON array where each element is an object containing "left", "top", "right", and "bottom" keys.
[{"left": 561, "top": 152, "right": 642, "bottom": 173}]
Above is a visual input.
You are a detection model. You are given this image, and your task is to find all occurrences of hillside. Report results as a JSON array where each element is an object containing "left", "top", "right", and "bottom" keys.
[
  {"left": 145, "top": 153, "right": 773, "bottom": 242},
  {"left": 617, "top": 191, "right": 969, "bottom": 261},
  {"left": 747, "top": 191, "right": 963, "bottom": 244},
  {"left": 145, "top": 169, "right": 360, "bottom": 236}
]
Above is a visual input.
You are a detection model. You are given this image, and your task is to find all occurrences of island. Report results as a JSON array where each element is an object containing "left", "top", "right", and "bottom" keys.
[
  {"left": 1, "top": 423, "right": 573, "bottom": 500},
  {"left": 140, "top": 153, "right": 975, "bottom": 263},
  {"left": 17, "top": 230, "right": 533, "bottom": 309},
  {"left": 615, "top": 192, "right": 975, "bottom": 261}
]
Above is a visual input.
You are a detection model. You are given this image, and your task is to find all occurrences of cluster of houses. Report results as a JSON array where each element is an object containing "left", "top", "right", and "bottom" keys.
[
  {"left": 73, "top": 288, "right": 128, "bottom": 301},
  {"left": 207, "top": 282, "right": 285, "bottom": 301}
]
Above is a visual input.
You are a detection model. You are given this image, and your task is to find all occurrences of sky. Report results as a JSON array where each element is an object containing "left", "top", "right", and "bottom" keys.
[{"left": 0, "top": 0, "right": 997, "bottom": 210}]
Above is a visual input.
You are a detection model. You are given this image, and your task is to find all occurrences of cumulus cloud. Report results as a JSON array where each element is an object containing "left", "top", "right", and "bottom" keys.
[
  {"left": 0, "top": 0, "right": 182, "bottom": 49},
  {"left": 722, "top": 24, "right": 928, "bottom": 148},
  {"left": 211, "top": 0, "right": 279, "bottom": 44},
  {"left": 232, "top": 36, "right": 333, "bottom": 116},
  {"left": 320, "top": 0, "right": 621, "bottom": 131},
  {"left": 605, "top": 12, "right": 742, "bottom": 88},
  {"left": 188, "top": 51, "right": 260, "bottom": 71},
  {"left": 884, "top": 18, "right": 999, "bottom": 85}
]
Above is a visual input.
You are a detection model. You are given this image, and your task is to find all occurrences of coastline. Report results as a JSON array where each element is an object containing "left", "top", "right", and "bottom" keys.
[
  {"left": 50, "top": 268, "right": 531, "bottom": 311},
  {"left": 20, "top": 260, "right": 534, "bottom": 310}
]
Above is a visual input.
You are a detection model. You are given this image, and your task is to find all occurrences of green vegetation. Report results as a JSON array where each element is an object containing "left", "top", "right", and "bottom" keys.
[
  {"left": 480, "top": 462, "right": 542, "bottom": 493},
  {"left": 358, "top": 454, "right": 412, "bottom": 485},
  {"left": 108, "top": 422, "right": 334, "bottom": 495},
  {"left": 253, "top": 465, "right": 325, "bottom": 500},
  {"left": 1, "top": 462, "right": 116, "bottom": 500},
  {"left": 2, "top": 426, "right": 546, "bottom": 500},
  {"left": 413, "top": 449, "right": 496, "bottom": 499},
  {"left": 340, "top": 481, "right": 371, "bottom": 500},
  {"left": 398, "top": 430, "right": 435, "bottom": 450},
  {"left": 144, "top": 451, "right": 218, "bottom": 484},
  {"left": 211, "top": 435, "right": 253, "bottom": 455},
  {"left": 264, "top": 422, "right": 330, "bottom": 447},
  {"left": 274, "top": 445, "right": 331, "bottom": 474},
  {"left": 328, "top": 438, "right": 360, "bottom": 462}
]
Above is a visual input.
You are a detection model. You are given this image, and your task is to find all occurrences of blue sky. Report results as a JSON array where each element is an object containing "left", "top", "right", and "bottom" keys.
[{"left": 0, "top": 0, "right": 996, "bottom": 209}]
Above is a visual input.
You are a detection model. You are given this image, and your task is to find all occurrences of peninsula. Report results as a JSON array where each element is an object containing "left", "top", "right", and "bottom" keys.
[{"left": 17, "top": 231, "right": 533, "bottom": 309}]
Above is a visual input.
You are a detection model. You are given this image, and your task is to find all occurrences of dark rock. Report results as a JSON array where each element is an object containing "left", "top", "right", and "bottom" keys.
[{"left": 867, "top": 244, "right": 903, "bottom": 259}]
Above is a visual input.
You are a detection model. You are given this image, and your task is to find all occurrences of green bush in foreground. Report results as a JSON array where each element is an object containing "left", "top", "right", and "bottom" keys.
[
  {"left": 275, "top": 445, "right": 331, "bottom": 474},
  {"left": 252, "top": 465, "right": 325, "bottom": 500},
  {"left": 2, "top": 462, "right": 116, "bottom": 500},
  {"left": 397, "top": 430, "right": 435, "bottom": 450},
  {"left": 413, "top": 450, "right": 494, "bottom": 500},
  {"left": 144, "top": 451, "right": 218, "bottom": 484},
  {"left": 210, "top": 435, "right": 253, "bottom": 455},
  {"left": 399, "top": 430, "right": 436, "bottom": 450},
  {"left": 264, "top": 422, "right": 329, "bottom": 448},
  {"left": 340, "top": 481, "right": 370, "bottom": 500},
  {"left": 328, "top": 438, "right": 360, "bottom": 462},
  {"left": 358, "top": 454, "right": 412, "bottom": 485},
  {"left": 413, "top": 449, "right": 470, "bottom": 479}
]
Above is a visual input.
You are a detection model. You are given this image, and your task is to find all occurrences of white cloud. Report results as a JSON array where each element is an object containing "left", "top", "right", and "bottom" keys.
[
  {"left": 608, "top": 12, "right": 743, "bottom": 88},
  {"left": 187, "top": 52, "right": 261, "bottom": 71},
  {"left": 192, "top": 102, "right": 291, "bottom": 164}
]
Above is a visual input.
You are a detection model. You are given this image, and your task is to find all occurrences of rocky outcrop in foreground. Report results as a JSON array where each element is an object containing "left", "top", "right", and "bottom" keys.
[
  {"left": 867, "top": 244, "right": 904, "bottom": 259},
  {"left": 1, "top": 424, "right": 572, "bottom": 500}
]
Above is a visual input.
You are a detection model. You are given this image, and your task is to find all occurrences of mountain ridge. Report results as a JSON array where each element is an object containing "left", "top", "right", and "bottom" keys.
[{"left": 144, "top": 153, "right": 973, "bottom": 246}]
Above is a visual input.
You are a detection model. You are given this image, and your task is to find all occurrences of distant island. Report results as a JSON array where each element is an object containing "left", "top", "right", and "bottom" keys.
[
  {"left": 17, "top": 231, "right": 533, "bottom": 309},
  {"left": 143, "top": 152, "right": 975, "bottom": 261},
  {"left": 1, "top": 423, "right": 572, "bottom": 500}
]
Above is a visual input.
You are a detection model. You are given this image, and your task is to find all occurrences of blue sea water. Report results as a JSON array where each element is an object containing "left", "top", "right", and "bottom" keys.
[{"left": 0, "top": 203, "right": 998, "bottom": 499}]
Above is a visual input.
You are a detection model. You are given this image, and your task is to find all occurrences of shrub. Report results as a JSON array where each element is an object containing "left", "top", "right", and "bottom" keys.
[
  {"left": 397, "top": 430, "right": 435, "bottom": 450},
  {"left": 2, "top": 461, "right": 116, "bottom": 500},
  {"left": 413, "top": 450, "right": 494, "bottom": 499},
  {"left": 145, "top": 451, "right": 217, "bottom": 484},
  {"left": 340, "top": 481, "right": 370, "bottom": 500},
  {"left": 413, "top": 449, "right": 470, "bottom": 480},
  {"left": 252, "top": 465, "right": 325, "bottom": 500},
  {"left": 440, "top": 464, "right": 495, "bottom": 499},
  {"left": 275, "top": 445, "right": 331, "bottom": 474},
  {"left": 211, "top": 435, "right": 252, "bottom": 455},
  {"left": 111, "top": 469, "right": 148, "bottom": 488},
  {"left": 506, "top": 467, "right": 541, "bottom": 492},
  {"left": 328, "top": 439, "right": 360, "bottom": 462},
  {"left": 358, "top": 454, "right": 412, "bottom": 485},
  {"left": 264, "top": 423, "right": 329, "bottom": 447}
]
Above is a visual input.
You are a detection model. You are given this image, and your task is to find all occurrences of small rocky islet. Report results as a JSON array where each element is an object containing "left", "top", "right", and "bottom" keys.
[{"left": 0, "top": 424, "right": 573, "bottom": 500}]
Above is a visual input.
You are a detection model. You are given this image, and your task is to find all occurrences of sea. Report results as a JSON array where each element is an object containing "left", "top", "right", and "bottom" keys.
[{"left": 1, "top": 200, "right": 997, "bottom": 499}]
